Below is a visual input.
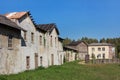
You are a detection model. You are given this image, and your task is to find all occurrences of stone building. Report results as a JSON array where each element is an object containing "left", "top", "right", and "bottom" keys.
[
  {"left": 36, "top": 24, "right": 64, "bottom": 66},
  {"left": 88, "top": 43, "right": 115, "bottom": 59},
  {"left": 0, "top": 15, "right": 24, "bottom": 74},
  {"left": 3, "top": 11, "right": 64, "bottom": 74},
  {"left": 64, "top": 46, "right": 78, "bottom": 62},
  {"left": 67, "top": 41, "right": 88, "bottom": 60},
  {"left": 5, "top": 11, "right": 38, "bottom": 71}
]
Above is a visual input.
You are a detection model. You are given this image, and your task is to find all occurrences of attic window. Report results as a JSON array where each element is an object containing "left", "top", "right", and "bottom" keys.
[
  {"left": 31, "top": 32, "right": 34, "bottom": 43},
  {"left": 40, "top": 35, "right": 42, "bottom": 45}
]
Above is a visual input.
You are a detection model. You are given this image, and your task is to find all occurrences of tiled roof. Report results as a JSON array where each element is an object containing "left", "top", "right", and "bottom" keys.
[
  {"left": 0, "top": 15, "right": 24, "bottom": 30},
  {"left": 58, "top": 37, "right": 64, "bottom": 41},
  {"left": 64, "top": 46, "right": 78, "bottom": 52},
  {"left": 4, "top": 11, "right": 36, "bottom": 27},
  {"left": 68, "top": 41, "right": 88, "bottom": 46},
  {"left": 5, "top": 12, "right": 27, "bottom": 19},
  {"left": 37, "top": 23, "right": 59, "bottom": 35},
  {"left": 89, "top": 43, "right": 113, "bottom": 46}
]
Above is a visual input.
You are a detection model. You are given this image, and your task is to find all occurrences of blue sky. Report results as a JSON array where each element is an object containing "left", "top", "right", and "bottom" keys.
[{"left": 0, "top": 0, "right": 120, "bottom": 40}]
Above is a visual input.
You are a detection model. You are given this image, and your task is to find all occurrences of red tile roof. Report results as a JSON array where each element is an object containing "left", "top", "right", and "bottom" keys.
[{"left": 5, "top": 12, "right": 27, "bottom": 19}]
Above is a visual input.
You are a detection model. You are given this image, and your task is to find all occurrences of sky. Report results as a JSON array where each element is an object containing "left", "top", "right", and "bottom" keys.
[{"left": 0, "top": 0, "right": 120, "bottom": 40}]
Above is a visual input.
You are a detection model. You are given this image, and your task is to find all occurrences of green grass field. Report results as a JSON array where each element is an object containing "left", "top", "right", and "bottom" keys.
[{"left": 0, "top": 61, "right": 120, "bottom": 80}]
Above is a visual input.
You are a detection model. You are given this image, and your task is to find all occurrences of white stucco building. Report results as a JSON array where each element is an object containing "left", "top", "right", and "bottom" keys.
[{"left": 88, "top": 43, "right": 115, "bottom": 59}]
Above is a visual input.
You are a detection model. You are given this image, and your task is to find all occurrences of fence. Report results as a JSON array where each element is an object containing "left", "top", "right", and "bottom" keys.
[{"left": 95, "top": 59, "right": 120, "bottom": 64}]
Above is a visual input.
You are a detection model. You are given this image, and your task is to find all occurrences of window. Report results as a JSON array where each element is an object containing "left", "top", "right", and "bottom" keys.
[
  {"left": 102, "top": 47, "right": 105, "bottom": 51},
  {"left": 50, "top": 36, "right": 52, "bottom": 47},
  {"left": 103, "top": 53, "right": 105, "bottom": 59},
  {"left": 91, "top": 53, "right": 95, "bottom": 59},
  {"left": 8, "top": 36, "right": 13, "bottom": 48},
  {"left": 26, "top": 56, "right": 30, "bottom": 69},
  {"left": 98, "top": 48, "right": 101, "bottom": 51},
  {"left": 31, "top": 32, "right": 34, "bottom": 43},
  {"left": 40, "top": 36, "right": 42, "bottom": 45},
  {"left": 44, "top": 37, "right": 46, "bottom": 47},
  {"left": 55, "top": 37, "right": 56, "bottom": 47},
  {"left": 97, "top": 54, "right": 101, "bottom": 59},
  {"left": 40, "top": 56, "right": 43, "bottom": 66},
  {"left": 92, "top": 48, "right": 95, "bottom": 51},
  {"left": 24, "top": 31, "right": 27, "bottom": 41}
]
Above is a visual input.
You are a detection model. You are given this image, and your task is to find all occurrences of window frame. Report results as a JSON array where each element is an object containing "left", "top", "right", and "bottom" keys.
[
  {"left": 24, "top": 31, "right": 27, "bottom": 41},
  {"left": 50, "top": 36, "right": 52, "bottom": 47},
  {"left": 31, "top": 32, "right": 34, "bottom": 43},
  {"left": 98, "top": 48, "right": 101, "bottom": 51},
  {"left": 26, "top": 56, "right": 30, "bottom": 69},
  {"left": 8, "top": 35, "right": 13, "bottom": 49},
  {"left": 40, "top": 35, "right": 42, "bottom": 45},
  {"left": 102, "top": 47, "right": 105, "bottom": 51}
]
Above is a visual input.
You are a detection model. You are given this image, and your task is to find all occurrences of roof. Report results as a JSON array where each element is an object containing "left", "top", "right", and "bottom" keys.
[
  {"left": 5, "top": 12, "right": 27, "bottom": 19},
  {"left": 68, "top": 41, "right": 88, "bottom": 46},
  {"left": 64, "top": 46, "right": 78, "bottom": 52},
  {"left": 89, "top": 43, "right": 113, "bottom": 46},
  {"left": 58, "top": 37, "right": 64, "bottom": 42},
  {"left": 0, "top": 15, "right": 24, "bottom": 30},
  {"left": 36, "top": 23, "right": 59, "bottom": 35},
  {"left": 4, "top": 11, "right": 36, "bottom": 26}
]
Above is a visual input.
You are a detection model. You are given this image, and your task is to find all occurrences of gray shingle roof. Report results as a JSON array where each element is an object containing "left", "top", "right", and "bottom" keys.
[
  {"left": 64, "top": 46, "right": 78, "bottom": 52},
  {"left": 36, "top": 23, "right": 59, "bottom": 35},
  {"left": 0, "top": 15, "right": 24, "bottom": 30},
  {"left": 89, "top": 43, "right": 113, "bottom": 46},
  {"left": 68, "top": 41, "right": 88, "bottom": 46}
]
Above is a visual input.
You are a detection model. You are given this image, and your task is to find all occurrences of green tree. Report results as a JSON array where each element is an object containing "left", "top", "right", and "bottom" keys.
[{"left": 63, "top": 37, "right": 72, "bottom": 46}]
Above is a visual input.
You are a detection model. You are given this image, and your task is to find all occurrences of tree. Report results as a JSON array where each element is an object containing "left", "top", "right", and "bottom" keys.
[
  {"left": 63, "top": 37, "right": 72, "bottom": 46},
  {"left": 100, "top": 38, "right": 106, "bottom": 43}
]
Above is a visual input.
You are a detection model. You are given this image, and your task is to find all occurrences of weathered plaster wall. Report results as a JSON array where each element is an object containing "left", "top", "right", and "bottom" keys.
[{"left": 0, "top": 25, "right": 21, "bottom": 74}]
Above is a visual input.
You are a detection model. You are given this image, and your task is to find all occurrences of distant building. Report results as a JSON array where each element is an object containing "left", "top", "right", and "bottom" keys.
[
  {"left": 88, "top": 43, "right": 115, "bottom": 59},
  {"left": 64, "top": 46, "right": 78, "bottom": 62},
  {"left": 67, "top": 41, "right": 88, "bottom": 60}
]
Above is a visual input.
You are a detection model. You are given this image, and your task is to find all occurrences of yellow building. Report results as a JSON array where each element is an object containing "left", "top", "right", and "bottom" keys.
[{"left": 88, "top": 43, "right": 115, "bottom": 59}]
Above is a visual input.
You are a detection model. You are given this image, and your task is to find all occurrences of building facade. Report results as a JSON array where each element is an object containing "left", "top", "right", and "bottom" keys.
[
  {"left": 88, "top": 43, "right": 115, "bottom": 59},
  {"left": 37, "top": 24, "right": 64, "bottom": 66},
  {"left": 5, "top": 12, "right": 38, "bottom": 71},
  {"left": 0, "top": 15, "right": 23, "bottom": 74},
  {"left": 64, "top": 46, "right": 78, "bottom": 62},
  {"left": 67, "top": 41, "right": 88, "bottom": 60},
  {"left": 2, "top": 11, "right": 64, "bottom": 74}
]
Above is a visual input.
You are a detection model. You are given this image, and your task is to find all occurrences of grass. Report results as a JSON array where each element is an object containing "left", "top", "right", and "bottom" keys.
[{"left": 0, "top": 61, "right": 120, "bottom": 80}]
